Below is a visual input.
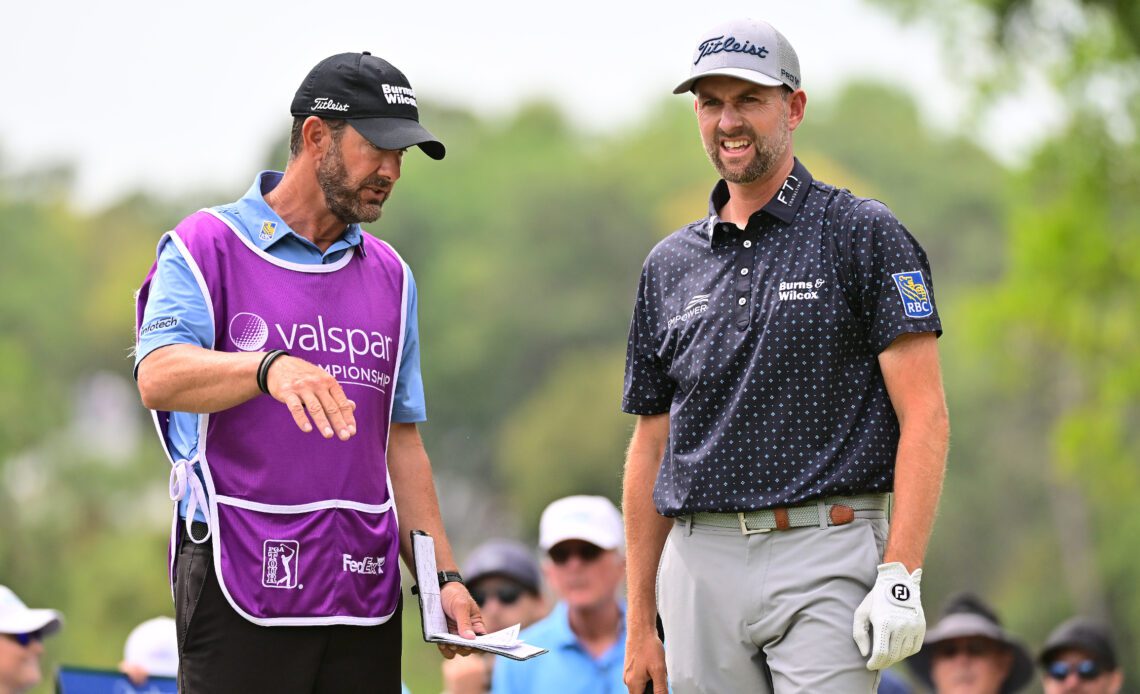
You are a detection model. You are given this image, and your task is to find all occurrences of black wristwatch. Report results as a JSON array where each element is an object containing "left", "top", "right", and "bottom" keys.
[{"left": 437, "top": 570, "right": 464, "bottom": 587}]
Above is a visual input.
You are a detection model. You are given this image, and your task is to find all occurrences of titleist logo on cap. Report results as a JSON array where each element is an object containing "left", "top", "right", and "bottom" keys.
[
  {"left": 312, "top": 97, "right": 350, "bottom": 112},
  {"left": 695, "top": 35, "right": 769, "bottom": 65}
]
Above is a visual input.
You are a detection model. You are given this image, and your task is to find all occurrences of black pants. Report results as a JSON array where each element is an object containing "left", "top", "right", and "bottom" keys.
[{"left": 175, "top": 522, "right": 403, "bottom": 694}]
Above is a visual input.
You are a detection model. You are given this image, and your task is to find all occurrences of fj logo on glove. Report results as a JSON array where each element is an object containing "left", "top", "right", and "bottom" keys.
[{"left": 892, "top": 584, "right": 911, "bottom": 601}]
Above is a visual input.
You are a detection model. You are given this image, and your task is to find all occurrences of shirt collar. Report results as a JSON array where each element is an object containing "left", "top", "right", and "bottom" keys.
[
  {"left": 222, "top": 170, "right": 366, "bottom": 258},
  {"left": 704, "top": 157, "right": 813, "bottom": 242}
]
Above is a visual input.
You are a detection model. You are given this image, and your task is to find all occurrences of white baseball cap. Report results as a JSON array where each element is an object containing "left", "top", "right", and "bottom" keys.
[
  {"left": 539, "top": 495, "right": 624, "bottom": 552},
  {"left": 0, "top": 585, "right": 63, "bottom": 637},
  {"left": 122, "top": 616, "right": 179, "bottom": 678}
]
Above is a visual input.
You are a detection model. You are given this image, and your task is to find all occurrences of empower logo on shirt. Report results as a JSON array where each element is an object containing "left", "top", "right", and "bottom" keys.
[{"left": 668, "top": 294, "right": 710, "bottom": 328}]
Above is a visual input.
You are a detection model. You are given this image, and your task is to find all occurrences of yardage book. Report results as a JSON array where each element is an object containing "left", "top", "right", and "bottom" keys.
[{"left": 411, "top": 530, "right": 548, "bottom": 661}]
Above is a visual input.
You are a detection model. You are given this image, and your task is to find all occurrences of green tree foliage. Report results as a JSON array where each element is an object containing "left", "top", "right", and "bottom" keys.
[{"left": 874, "top": 0, "right": 1140, "bottom": 684}]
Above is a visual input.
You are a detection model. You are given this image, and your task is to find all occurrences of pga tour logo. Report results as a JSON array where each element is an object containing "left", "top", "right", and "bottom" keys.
[
  {"left": 891, "top": 271, "right": 934, "bottom": 319},
  {"left": 263, "top": 540, "right": 300, "bottom": 589}
]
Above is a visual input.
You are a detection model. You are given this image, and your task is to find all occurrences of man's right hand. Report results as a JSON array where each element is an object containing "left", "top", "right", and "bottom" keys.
[
  {"left": 265, "top": 355, "right": 357, "bottom": 440},
  {"left": 624, "top": 630, "right": 668, "bottom": 694}
]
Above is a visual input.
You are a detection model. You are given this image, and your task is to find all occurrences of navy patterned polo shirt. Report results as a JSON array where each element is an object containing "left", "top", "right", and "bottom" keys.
[{"left": 623, "top": 158, "right": 942, "bottom": 515}]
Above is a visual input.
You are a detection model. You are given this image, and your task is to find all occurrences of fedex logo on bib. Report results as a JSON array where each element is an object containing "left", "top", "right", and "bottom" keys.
[
  {"left": 229, "top": 312, "right": 396, "bottom": 392},
  {"left": 891, "top": 271, "right": 934, "bottom": 319}
]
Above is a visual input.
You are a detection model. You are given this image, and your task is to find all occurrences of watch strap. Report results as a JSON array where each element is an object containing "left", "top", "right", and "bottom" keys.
[{"left": 437, "top": 570, "right": 464, "bottom": 587}]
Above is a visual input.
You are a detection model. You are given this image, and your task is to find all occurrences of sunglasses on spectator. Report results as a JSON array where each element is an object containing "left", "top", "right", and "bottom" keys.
[
  {"left": 932, "top": 639, "right": 999, "bottom": 659},
  {"left": 471, "top": 585, "right": 526, "bottom": 608},
  {"left": 1046, "top": 659, "right": 1103, "bottom": 681},
  {"left": 3, "top": 631, "right": 44, "bottom": 647},
  {"left": 548, "top": 542, "right": 604, "bottom": 565}
]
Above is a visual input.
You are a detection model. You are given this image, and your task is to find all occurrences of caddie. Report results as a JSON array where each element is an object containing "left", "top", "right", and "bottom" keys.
[
  {"left": 621, "top": 18, "right": 949, "bottom": 693},
  {"left": 135, "top": 51, "right": 483, "bottom": 693}
]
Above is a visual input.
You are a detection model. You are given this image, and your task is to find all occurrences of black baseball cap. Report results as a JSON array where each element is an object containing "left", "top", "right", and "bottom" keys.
[
  {"left": 291, "top": 52, "right": 445, "bottom": 160},
  {"left": 1039, "top": 617, "right": 1118, "bottom": 670}
]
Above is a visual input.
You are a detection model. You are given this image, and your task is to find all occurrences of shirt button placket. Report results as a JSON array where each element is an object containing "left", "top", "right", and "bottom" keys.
[{"left": 735, "top": 234, "right": 757, "bottom": 330}]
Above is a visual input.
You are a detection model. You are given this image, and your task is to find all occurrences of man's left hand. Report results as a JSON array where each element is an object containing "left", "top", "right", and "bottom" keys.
[
  {"left": 437, "top": 582, "right": 487, "bottom": 659},
  {"left": 853, "top": 562, "right": 925, "bottom": 670}
]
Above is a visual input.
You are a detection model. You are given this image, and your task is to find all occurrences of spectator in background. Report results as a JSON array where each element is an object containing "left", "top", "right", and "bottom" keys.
[
  {"left": 493, "top": 496, "right": 627, "bottom": 694},
  {"left": 1038, "top": 617, "right": 1123, "bottom": 694},
  {"left": 0, "top": 585, "right": 63, "bottom": 694},
  {"left": 119, "top": 616, "right": 178, "bottom": 685},
  {"left": 442, "top": 540, "right": 548, "bottom": 693},
  {"left": 907, "top": 593, "right": 1032, "bottom": 694}
]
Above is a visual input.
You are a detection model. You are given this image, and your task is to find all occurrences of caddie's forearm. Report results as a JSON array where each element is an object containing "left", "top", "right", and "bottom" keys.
[
  {"left": 388, "top": 423, "right": 460, "bottom": 574},
  {"left": 622, "top": 414, "right": 672, "bottom": 635},
  {"left": 883, "top": 404, "right": 949, "bottom": 572},
  {"left": 137, "top": 343, "right": 263, "bottom": 413}
]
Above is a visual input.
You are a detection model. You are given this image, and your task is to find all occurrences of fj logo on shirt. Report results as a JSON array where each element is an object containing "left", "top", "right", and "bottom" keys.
[
  {"left": 775, "top": 173, "right": 801, "bottom": 206},
  {"left": 778, "top": 278, "right": 824, "bottom": 301},
  {"left": 891, "top": 271, "right": 933, "bottom": 318},
  {"left": 263, "top": 540, "right": 300, "bottom": 589},
  {"left": 667, "top": 294, "right": 710, "bottom": 328},
  {"left": 259, "top": 221, "right": 277, "bottom": 241},
  {"left": 343, "top": 554, "right": 385, "bottom": 576}
]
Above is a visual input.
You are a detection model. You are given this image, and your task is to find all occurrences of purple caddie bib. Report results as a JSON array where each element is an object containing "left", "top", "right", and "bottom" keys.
[{"left": 136, "top": 209, "right": 406, "bottom": 626}]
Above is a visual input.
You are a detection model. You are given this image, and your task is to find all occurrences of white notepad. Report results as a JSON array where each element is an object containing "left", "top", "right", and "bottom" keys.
[{"left": 411, "top": 531, "right": 548, "bottom": 660}]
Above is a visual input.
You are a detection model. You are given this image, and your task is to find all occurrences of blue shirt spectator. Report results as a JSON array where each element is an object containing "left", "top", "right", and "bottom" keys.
[{"left": 492, "top": 602, "right": 626, "bottom": 694}]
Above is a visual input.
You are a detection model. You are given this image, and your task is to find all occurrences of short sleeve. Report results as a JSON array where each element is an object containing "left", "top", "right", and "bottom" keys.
[
  {"left": 392, "top": 266, "right": 426, "bottom": 423},
  {"left": 135, "top": 240, "right": 214, "bottom": 375},
  {"left": 846, "top": 200, "right": 943, "bottom": 354},
  {"left": 622, "top": 263, "right": 675, "bottom": 414}
]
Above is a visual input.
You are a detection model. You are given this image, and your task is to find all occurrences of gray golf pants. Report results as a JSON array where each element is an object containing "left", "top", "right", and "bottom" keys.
[{"left": 657, "top": 515, "right": 888, "bottom": 693}]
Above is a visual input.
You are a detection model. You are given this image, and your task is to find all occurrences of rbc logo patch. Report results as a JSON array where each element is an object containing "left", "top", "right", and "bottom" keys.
[
  {"left": 891, "top": 271, "right": 933, "bottom": 319},
  {"left": 258, "top": 221, "right": 277, "bottom": 241}
]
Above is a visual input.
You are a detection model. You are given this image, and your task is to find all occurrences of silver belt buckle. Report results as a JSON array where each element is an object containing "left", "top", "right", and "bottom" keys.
[{"left": 738, "top": 512, "right": 772, "bottom": 535}]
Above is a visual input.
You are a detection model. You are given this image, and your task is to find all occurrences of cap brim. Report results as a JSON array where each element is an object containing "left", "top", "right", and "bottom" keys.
[
  {"left": 907, "top": 632, "right": 1035, "bottom": 693},
  {"left": 673, "top": 68, "right": 786, "bottom": 95},
  {"left": 0, "top": 609, "right": 63, "bottom": 637},
  {"left": 350, "top": 118, "right": 446, "bottom": 160}
]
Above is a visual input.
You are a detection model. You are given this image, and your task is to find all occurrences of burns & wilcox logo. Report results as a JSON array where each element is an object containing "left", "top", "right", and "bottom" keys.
[
  {"left": 381, "top": 84, "right": 417, "bottom": 106},
  {"left": 891, "top": 271, "right": 933, "bottom": 318},
  {"left": 263, "top": 540, "right": 300, "bottom": 589},
  {"left": 778, "top": 278, "right": 825, "bottom": 301},
  {"left": 668, "top": 294, "right": 710, "bottom": 328}
]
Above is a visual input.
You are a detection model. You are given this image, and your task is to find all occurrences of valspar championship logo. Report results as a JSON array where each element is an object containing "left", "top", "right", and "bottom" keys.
[
  {"left": 891, "top": 271, "right": 934, "bottom": 318},
  {"left": 228, "top": 312, "right": 396, "bottom": 392},
  {"left": 263, "top": 540, "right": 300, "bottom": 589}
]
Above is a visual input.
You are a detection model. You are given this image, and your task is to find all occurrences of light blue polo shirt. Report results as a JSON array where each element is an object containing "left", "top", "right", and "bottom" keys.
[
  {"left": 492, "top": 602, "right": 627, "bottom": 694},
  {"left": 136, "top": 171, "right": 427, "bottom": 522}
]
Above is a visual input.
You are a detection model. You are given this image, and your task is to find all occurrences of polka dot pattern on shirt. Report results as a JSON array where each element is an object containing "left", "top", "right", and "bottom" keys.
[{"left": 622, "top": 159, "right": 942, "bottom": 515}]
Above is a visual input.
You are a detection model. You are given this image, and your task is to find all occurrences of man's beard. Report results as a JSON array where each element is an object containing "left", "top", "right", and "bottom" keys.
[
  {"left": 704, "top": 109, "right": 789, "bottom": 184},
  {"left": 317, "top": 139, "right": 390, "bottom": 225}
]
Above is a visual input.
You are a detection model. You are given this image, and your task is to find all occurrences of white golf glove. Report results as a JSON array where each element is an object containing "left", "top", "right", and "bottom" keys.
[{"left": 853, "top": 562, "right": 925, "bottom": 670}]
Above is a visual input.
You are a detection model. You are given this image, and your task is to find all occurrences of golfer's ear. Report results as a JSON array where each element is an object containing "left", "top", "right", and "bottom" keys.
[{"left": 301, "top": 116, "right": 331, "bottom": 156}]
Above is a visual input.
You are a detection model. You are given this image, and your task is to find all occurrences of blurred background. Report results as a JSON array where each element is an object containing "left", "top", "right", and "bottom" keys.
[{"left": 1, "top": 0, "right": 1136, "bottom": 692}]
